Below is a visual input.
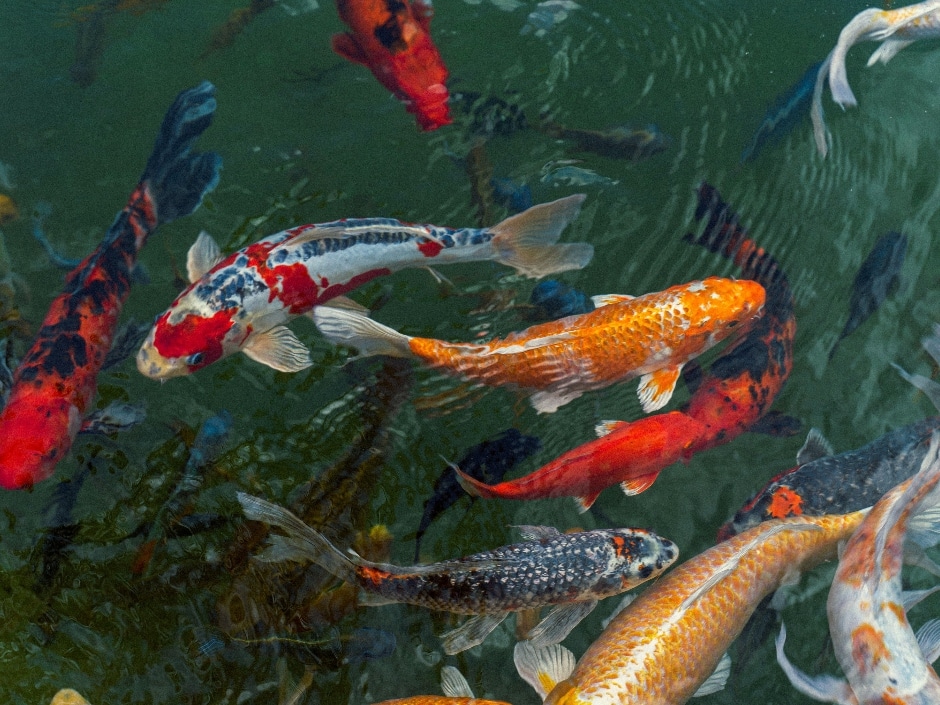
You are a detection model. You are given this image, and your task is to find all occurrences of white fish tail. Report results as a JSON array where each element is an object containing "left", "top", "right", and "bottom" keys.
[
  {"left": 829, "top": 8, "right": 887, "bottom": 108},
  {"left": 236, "top": 492, "right": 359, "bottom": 582},
  {"left": 489, "top": 194, "right": 593, "bottom": 278},
  {"left": 811, "top": 52, "right": 834, "bottom": 156},
  {"left": 312, "top": 306, "right": 413, "bottom": 359}
]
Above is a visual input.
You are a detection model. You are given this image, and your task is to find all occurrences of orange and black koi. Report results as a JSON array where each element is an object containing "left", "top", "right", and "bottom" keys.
[{"left": 0, "top": 81, "right": 221, "bottom": 490}]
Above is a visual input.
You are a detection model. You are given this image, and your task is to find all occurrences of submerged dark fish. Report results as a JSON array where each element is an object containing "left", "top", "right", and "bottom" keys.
[
  {"left": 453, "top": 91, "right": 529, "bottom": 137},
  {"left": 491, "top": 177, "right": 533, "bottom": 214},
  {"left": 466, "top": 139, "right": 496, "bottom": 227},
  {"left": 201, "top": 0, "right": 276, "bottom": 58},
  {"left": 740, "top": 61, "right": 822, "bottom": 163},
  {"left": 414, "top": 428, "right": 541, "bottom": 561},
  {"left": 240, "top": 492, "right": 678, "bottom": 654},
  {"left": 829, "top": 230, "right": 906, "bottom": 360},
  {"left": 528, "top": 279, "right": 594, "bottom": 321},
  {"left": 542, "top": 122, "right": 670, "bottom": 160}
]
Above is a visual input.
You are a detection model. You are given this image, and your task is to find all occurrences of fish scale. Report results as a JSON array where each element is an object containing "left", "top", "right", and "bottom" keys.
[{"left": 545, "top": 512, "right": 867, "bottom": 705}]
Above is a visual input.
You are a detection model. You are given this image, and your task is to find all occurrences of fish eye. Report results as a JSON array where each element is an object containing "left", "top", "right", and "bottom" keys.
[{"left": 186, "top": 353, "right": 204, "bottom": 366}]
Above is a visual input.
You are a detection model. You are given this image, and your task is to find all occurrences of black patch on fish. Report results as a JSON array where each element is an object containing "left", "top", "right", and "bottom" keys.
[{"left": 374, "top": 0, "right": 410, "bottom": 51}]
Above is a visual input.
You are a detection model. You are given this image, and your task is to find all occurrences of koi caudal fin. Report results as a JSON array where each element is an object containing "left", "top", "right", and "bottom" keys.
[
  {"left": 236, "top": 492, "right": 359, "bottom": 583},
  {"left": 490, "top": 194, "right": 594, "bottom": 278},
  {"left": 313, "top": 306, "right": 414, "bottom": 359},
  {"left": 140, "top": 81, "right": 222, "bottom": 226}
]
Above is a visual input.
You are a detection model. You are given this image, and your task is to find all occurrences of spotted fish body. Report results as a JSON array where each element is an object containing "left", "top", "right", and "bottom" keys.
[
  {"left": 811, "top": 0, "right": 940, "bottom": 155},
  {"left": 543, "top": 512, "right": 866, "bottom": 705},
  {"left": 719, "top": 417, "right": 940, "bottom": 541},
  {"left": 137, "top": 195, "right": 592, "bottom": 379},
  {"left": 314, "top": 276, "right": 766, "bottom": 414},
  {"left": 0, "top": 82, "right": 221, "bottom": 490},
  {"left": 776, "top": 438, "right": 940, "bottom": 704},
  {"left": 238, "top": 492, "right": 677, "bottom": 653}
]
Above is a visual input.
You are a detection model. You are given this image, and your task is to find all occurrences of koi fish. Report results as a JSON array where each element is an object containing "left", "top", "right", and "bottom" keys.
[
  {"left": 201, "top": 0, "right": 275, "bottom": 58},
  {"left": 719, "top": 419, "right": 940, "bottom": 541},
  {"left": 414, "top": 428, "right": 541, "bottom": 561},
  {"left": 331, "top": 0, "right": 451, "bottom": 131},
  {"left": 49, "top": 690, "right": 91, "bottom": 705},
  {"left": 0, "top": 82, "right": 221, "bottom": 490},
  {"left": 542, "top": 122, "right": 671, "bottom": 161},
  {"left": 452, "top": 90, "right": 529, "bottom": 138},
  {"left": 829, "top": 230, "right": 906, "bottom": 360},
  {"left": 458, "top": 412, "right": 707, "bottom": 511},
  {"left": 776, "top": 434, "right": 940, "bottom": 704},
  {"left": 518, "top": 510, "right": 869, "bottom": 705},
  {"left": 894, "top": 322, "right": 940, "bottom": 411},
  {"left": 237, "top": 492, "right": 678, "bottom": 654},
  {"left": 811, "top": 0, "right": 940, "bottom": 156},
  {"left": 136, "top": 195, "right": 592, "bottom": 379},
  {"left": 376, "top": 665, "right": 512, "bottom": 705},
  {"left": 314, "top": 276, "right": 765, "bottom": 414},
  {"left": 0, "top": 193, "right": 18, "bottom": 225}
]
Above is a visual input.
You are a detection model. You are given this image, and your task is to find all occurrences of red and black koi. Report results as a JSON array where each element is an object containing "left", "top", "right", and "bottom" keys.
[
  {"left": 0, "top": 81, "right": 221, "bottom": 490},
  {"left": 238, "top": 492, "right": 678, "bottom": 654}
]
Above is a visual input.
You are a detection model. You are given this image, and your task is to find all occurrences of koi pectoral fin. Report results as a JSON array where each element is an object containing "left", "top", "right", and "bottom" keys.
[
  {"left": 692, "top": 652, "right": 730, "bottom": 698},
  {"left": 440, "top": 612, "right": 509, "bottom": 655},
  {"left": 530, "top": 389, "right": 583, "bottom": 414},
  {"left": 330, "top": 33, "right": 368, "bottom": 65},
  {"left": 775, "top": 624, "right": 856, "bottom": 704},
  {"left": 637, "top": 365, "right": 682, "bottom": 413},
  {"left": 514, "top": 640, "right": 577, "bottom": 700},
  {"left": 242, "top": 326, "right": 312, "bottom": 372},
  {"left": 526, "top": 599, "right": 598, "bottom": 649}
]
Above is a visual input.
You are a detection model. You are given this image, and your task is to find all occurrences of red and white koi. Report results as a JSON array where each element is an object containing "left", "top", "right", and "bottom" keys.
[
  {"left": 811, "top": 0, "right": 940, "bottom": 156},
  {"left": 0, "top": 82, "right": 220, "bottom": 490},
  {"left": 313, "top": 277, "right": 766, "bottom": 414},
  {"left": 776, "top": 434, "right": 940, "bottom": 705},
  {"left": 237, "top": 492, "right": 677, "bottom": 655},
  {"left": 136, "top": 195, "right": 592, "bottom": 379}
]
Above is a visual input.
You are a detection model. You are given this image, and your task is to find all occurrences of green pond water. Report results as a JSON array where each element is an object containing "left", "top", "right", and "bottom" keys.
[{"left": 1, "top": 0, "right": 940, "bottom": 702}]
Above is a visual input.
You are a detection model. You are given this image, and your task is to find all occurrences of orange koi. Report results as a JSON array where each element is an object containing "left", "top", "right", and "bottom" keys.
[
  {"left": 776, "top": 435, "right": 940, "bottom": 704},
  {"left": 376, "top": 665, "right": 512, "bottom": 705},
  {"left": 0, "top": 82, "right": 220, "bottom": 489},
  {"left": 516, "top": 511, "right": 868, "bottom": 705},
  {"left": 331, "top": 0, "right": 451, "bottom": 131},
  {"left": 313, "top": 276, "right": 766, "bottom": 414}
]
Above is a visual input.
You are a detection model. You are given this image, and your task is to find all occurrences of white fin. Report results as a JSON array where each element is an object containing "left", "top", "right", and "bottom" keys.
[
  {"left": 893, "top": 362, "right": 940, "bottom": 413},
  {"left": 440, "top": 612, "right": 508, "bottom": 655},
  {"left": 637, "top": 366, "right": 682, "bottom": 413},
  {"left": 186, "top": 231, "right": 223, "bottom": 283},
  {"left": 514, "top": 525, "right": 563, "bottom": 541},
  {"left": 620, "top": 474, "right": 659, "bottom": 496},
  {"left": 868, "top": 37, "right": 914, "bottom": 65},
  {"left": 775, "top": 624, "right": 856, "bottom": 704},
  {"left": 243, "top": 326, "right": 313, "bottom": 372},
  {"left": 916, "top": 618, "right": 940, "bottom": 664},
  {"left": 590, "top": 293, "right": 634, "bottom": 307},
  {"left": 923, "top": 324, "right": 940, "bottom": 366},
  {"left": 797, "top": 427, "right": 834, "bottom": 465},
  {"left": 424, "top": 266, "right": 454, "bottom": 288},
  {"left": 79, "top": 401, "right": 147, "bottom": 435},
  {"left": 601, "top": 593, "right": 636, "bottom": 629},
  {"left": 526, "top": 600, "right": 597, "bottom": 648},
  {"left": 904, "top": 543, "right": 940, "bottom": 577},
  {"left": 530, "top": 389, "right": 582, "bottom": 414},
  {"left": 490, "top": 194, "right": 593, "bottom": 278},
  {"left": 828, "top": 8, "right": 885, "bottom": 109},
  {"left": 595, "top": 420, "right": 626, "bottom": 437},
  {"left": 308, "top": 295, "right": 369, "bottom": 314},
  {"left": 903, "top": 584, "right": 940, "bottom": 611},
  {"left": 692, "top": 652, "right": 730, "bottom": 697},
  {"left": 440, "top": 666, "right": 474, "bottom": 698},
  {"left": 572, "top": 490, "right": 602, "bottom": 513},
  {"left": 811, "top": 51, "right": 835, "bottom": 157},
  {"left": 236, "top": 493, "right": 360, "bottom": 582},
  {"left": 513, "top": 640, "right": 576, "bottom": 700},
  {"left": 312, "top": 307, "right": 412, "bottom": 358}
]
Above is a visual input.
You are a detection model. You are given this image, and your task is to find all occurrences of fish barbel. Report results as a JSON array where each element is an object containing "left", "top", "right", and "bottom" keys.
[
  {"left": 136, "top": 195, "right": 592, "bottom": 379},
  {"left": 314, "top": 276, "right": 766, "bottom": 414},
  {"left": 537, "top": 511, "right": 866, "bottom": 705}
]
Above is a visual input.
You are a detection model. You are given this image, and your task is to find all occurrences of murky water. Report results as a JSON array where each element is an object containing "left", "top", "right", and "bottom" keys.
[{"left": 1, "top": 0, "right": 940, "bottom": 702}]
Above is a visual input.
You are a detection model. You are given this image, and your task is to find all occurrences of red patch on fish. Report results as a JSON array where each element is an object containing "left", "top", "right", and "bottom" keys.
[
  {"left": 152, "top": 309, "right": 236, "bottom": 369},
  {"left": 851, "top": 623, "right": 891, "bottom": 674},
  {"left": 320, "top": 268, "right": 392, "bottom": 302},
  {"left": 418, "top": 239, "right": 443, "bottom": 257},
  {"left": 767, "top": 486, "right": 803, "bottom": 518}
]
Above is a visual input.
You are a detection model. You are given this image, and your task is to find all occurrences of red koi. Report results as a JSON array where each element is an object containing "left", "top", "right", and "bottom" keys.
[
  {"left": 0, "top": 82, "right": 221, "bottom": 489},
  {"left": 331, "top": 0, "right": 451, "bottom": 131}
]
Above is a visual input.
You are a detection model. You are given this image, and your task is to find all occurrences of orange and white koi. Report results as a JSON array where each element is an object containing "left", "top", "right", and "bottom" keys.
[
  {"left": 0, "top": 82, "right": 220, "bottom": 490},
  {"left": 776, "top": 435, "right": 940, "bottom": 704},
  {"left": 313, "top": 276, "right": 766, "bottom": 414},
  {"left": 237, "top": 492, "right": 677, "bottom": 655},
  {"left": 376, "top": 665, "right": 512, "bottom": 705},
  {"left": 136, "top": 195, "right": 592, "bottom": 379},
  {"left": 811, "top": 0, "right": 940, "bottom": 155},
  {"left": 516, "top": 511, "right": 868, "bottom": 705}
]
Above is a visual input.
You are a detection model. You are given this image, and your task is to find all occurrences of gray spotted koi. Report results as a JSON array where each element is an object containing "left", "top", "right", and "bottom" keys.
[{"left": 237, "top": 492, "right": 678, "bottom": 654}]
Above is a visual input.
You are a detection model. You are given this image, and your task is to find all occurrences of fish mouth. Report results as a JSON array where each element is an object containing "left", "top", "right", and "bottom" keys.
[{"left": 136, "top": 346, "right": 185, "bottom": 380}]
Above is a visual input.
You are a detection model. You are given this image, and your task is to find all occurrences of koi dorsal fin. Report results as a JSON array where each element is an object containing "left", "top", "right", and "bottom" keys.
[
  {"left": 796, "top": 428, "right": 833, "bottom": 465},
  {"left": 186, "top": 230, "right": 223, "bottom": 283}
]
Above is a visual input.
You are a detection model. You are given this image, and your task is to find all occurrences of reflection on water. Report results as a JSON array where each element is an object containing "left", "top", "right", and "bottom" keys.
[{"left": 1, "top": 0, "right": 940, "bottom": 702}]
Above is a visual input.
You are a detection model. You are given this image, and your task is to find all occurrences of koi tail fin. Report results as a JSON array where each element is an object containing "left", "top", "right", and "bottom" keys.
[
  {"left": 236, "top": 492, "right": 359, "bottom": 583},
  {"left": 452, "top": 463, "right": 504, "bottom": 500},
  {"left": 141, "top": 81, "right": 222, "bottom": 226},
  {"left": 826, "top": 9, "right": 886, "bottom": 109},
  {"left": 893, "top": 323, "right": 940, "bottom": 413},
  {"left": 312, "top": 306, "right": 413, "bottom": 359},
  {"left": 490, "top": 194, "right": 594, "bottom": 278}
]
